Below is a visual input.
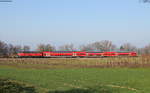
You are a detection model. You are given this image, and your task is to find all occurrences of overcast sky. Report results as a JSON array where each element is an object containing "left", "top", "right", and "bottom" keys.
[{"left": 0, "top": 0, "right": 150, "bottom": 49}]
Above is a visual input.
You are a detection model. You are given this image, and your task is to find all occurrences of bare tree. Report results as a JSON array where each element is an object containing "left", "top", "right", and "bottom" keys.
[
  {"left": 37, "top": 44, "right": 45, "bottom": 52},
  {"left": 79, "top": 44, "right": 94, "bottom": 51},
  {"left": 0, "top": 41, "right": 8, "bottom": 57},
  {"left": 79, "top": 40, "right": 116, "bottom": 51},
  {"left": 58, "top": 44, "right": 76, "bottom": 51},
  {"left": 37, "top": 44, "right": 55, "bottom": 52},
  {"left": 23, "top": 45, "right": 30, "bottom": 51},
  {"left": 141, "top": 44, "right": 150, "bottom": 55},
  {"left": 92, "top": 40, "right": 116, "bottom": 51},
  {"left": 13, "top": 45, "right": 22, "bottom": 54},
  {"left": 45, "top": 44, "right": 55, "bottom": 51},
  {"left": 0, "top": 41, "right": 22, "bottom": 57},
  {"left": 7, "top": 44, "right": 15, "bottom": 56},
  {"left": 121, "top": 43, "right": 137, "bottom": 51},
  {"left": 6, "top": 44, "right": 22, "bottom": 57}
]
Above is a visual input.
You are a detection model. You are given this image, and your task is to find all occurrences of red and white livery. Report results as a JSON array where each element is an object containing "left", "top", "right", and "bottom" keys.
[{"left": 17, "top": 51, "right": 137, "bottom": 58}]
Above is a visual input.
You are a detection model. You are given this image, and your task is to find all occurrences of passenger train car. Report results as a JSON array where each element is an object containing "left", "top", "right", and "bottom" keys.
[{"left": 17, "top": 51, "right": 137, "bottom": 58}]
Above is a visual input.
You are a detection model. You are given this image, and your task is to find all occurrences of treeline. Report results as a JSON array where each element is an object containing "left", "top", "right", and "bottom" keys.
[
  {"left": 0, "top": 41, "right": 30, "bottom": 57},
  {"left": 0, "top": 40, "right": 150, "bottom": 57}
]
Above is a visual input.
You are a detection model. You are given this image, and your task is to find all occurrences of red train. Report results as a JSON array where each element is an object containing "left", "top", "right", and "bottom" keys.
[{"left": 17, "top": 51, "right": 137, "bottom": 58}]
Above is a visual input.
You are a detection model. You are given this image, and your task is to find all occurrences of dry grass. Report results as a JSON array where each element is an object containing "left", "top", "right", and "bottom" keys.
[{"left": 0, "top": 56, "right": 150, "bottom": 69}]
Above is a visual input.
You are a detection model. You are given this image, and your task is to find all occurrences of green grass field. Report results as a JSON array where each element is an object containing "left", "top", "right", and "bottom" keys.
[
  {"left": 0, "top": 66, "right": 150, "bottom": 93},
  {"left": 0, "top": 57, "right": 150, "bottom": 93}
]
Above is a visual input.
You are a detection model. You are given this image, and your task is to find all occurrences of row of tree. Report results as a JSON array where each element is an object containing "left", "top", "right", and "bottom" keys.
[
  {"left": 0, "top": 40, "right": 150, "bottom": 57},
  {"left": 0, "top": 41, "right": 30, "bottom": 57}
]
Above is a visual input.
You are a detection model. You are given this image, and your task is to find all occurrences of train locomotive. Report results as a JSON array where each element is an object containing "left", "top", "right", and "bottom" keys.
[{"left": 17, "top": 51, "right": 137, "bottom": 58}]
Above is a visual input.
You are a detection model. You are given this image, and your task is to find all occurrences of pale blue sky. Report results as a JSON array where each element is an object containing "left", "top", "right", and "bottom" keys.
[{"left": 0, "top": 0, "right": 150, "bottom": 49}]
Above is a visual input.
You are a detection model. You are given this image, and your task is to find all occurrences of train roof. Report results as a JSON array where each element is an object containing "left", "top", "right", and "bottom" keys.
[
  {"left": 18, "top": 51, "right": 41, "bottom": 53},
  {"left": 19, "top": 51, "right": 136, "bottom": 53},
  {"left": 86, "top": 51, "right": 103, "bottom": 53},
  {"left": 45, "top": 51, "right": 103, "bottom": 53},
  {"left": 51, "top": 51, "right": 73, "bottom": 53}
]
